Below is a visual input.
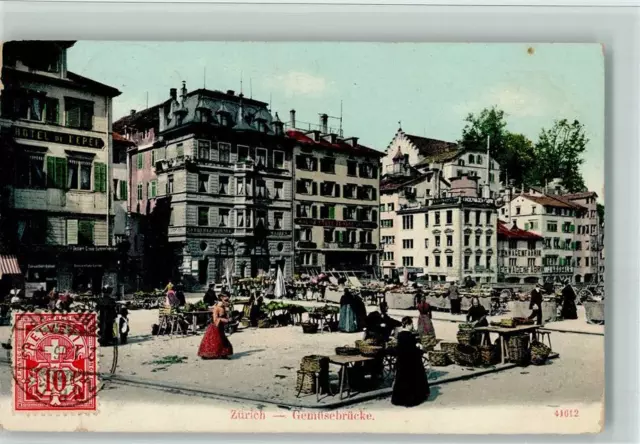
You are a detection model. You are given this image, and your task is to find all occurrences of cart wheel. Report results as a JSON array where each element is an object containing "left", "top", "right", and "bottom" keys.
[{"left": 500, "top": 289, "right": 512, "bottom": 300}]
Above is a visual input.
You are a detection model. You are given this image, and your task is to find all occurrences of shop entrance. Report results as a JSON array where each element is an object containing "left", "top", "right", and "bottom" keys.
[{"left": 73, "top": 266, "right": 104, "bottom": 293}]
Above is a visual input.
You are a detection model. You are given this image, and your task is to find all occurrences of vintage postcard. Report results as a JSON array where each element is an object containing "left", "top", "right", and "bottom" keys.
[{"left": 0, "top": 42, "right": 604, "bottom": 433}]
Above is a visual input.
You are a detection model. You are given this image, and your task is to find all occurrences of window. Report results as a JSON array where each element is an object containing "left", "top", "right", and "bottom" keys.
[
  {"left": 456, "top": 169, "right": 463, "bottom": 177},
  {"left": 219, "top": 209, "right": 230, "bottom": 227},
  {"left": 435, "top": 255, "right": 441, "bottom": 267},
  {"left": 402, "top": 215, "right": 414, "bottom": 230},
  {"left": 532, "top": 206, "right": 537, "bottom": 215},
  {"left": 402, "top": 256, "right": 414, "bottom": 267},
  {"left": 486, "top": 211, "right": 492, "bottom": 225},
  {"left": 347, "top": 160, "right": 357, "bottom": 176},
  {"left": 198, "top": 207, "right": 209, "bottom": 226},
  {"left": 273, "top": 182, "right": 284, "bottom": 199},
  {"left": 149, "top": 180, "right": 157, "bottom": 198},
  {"left": 198, "top": 174, "right": 209, "bottom": 193},
  {"left": 458, "top": 159, "right": 465, "bottom": 166},
  {"left": 237, "top": 145, "right": 250, "bottom": 162},
  {"left": 489, "top": 173, "right": 495, "bottom": 183},
  {"left": 553, "top": 238, "right": 560, "bottom": 249},
  {"left": 272, "top": 151, "right": 285, "bottom": 169},
  {"left": 383, "top": 252, "right": 394, "bottom": 261},
  {"left": 218, "top": 176, "right": 229, "bottom": 195},
  {"left": 388, "top": 203, "right": 395, "bottom": 212},
  {"left": 167, "top": 175, "right": 174, "bottom": 194},
  {"left": 475, "top": 235, "right": 481, "bottom": 246},
  {"left": 255, "top": 210, "right": 267, "bottom": 228},
  {"left": 475, "top": 211, "right": 481, "bottom": 225},
  {"left": 464, "top": 210, "right": 470, "bottom": 224},
  {"left": 76, "top": 220, "right": 95, "bottom": 246},
  {"left": 445, "top": 210, "right": 453, "bottom": 225},
  {"left": 435, "top": 236, "right": 441, "bottom": 247},
  {"left": 446, "top": 235, "right": 452, "bottom": 247},
  {"left": 256, "top": 179, "right": 267, "bottom": 198},
  {"left": 446, "top": 255, "right": 453, "bottom": 267},
  {"left": 509, "top": 239, "right": 518, "bottom": 249},
  {"left": 17, "top": 153, "right": 45, "bottom": 188},
  {"left": 486, "top": 235, "right": 491, "bottom": 246},
  {"left": 475, "top": 255, "right": 481, "bottom": 266},
  {"left": 515, "top": 206, "right": 521, "bottom": 215},
  {"left": 137, "top": 183, "right": 143, "bottom": 200},
  {"left": 296, "top": 155, "right": 317, "bottom": 171},
  {"left": 198, "top": 140, "right": 211, "bottom": 160},
  {"left": 434, "top": 212, "right": 440, "bottom": 225},
  {"left": 476, "top": 155, "right": 483, "bottom": 164},
  {"left": 464, "top": 235, "right": 470, "bottom": 246},
  {"left": 320, "top": 157, "right": 335, "bottom": 174},
  {"left": 468, "top": 154, "right": 475, "bottom": 164},
  {"left": 585, "top": 257, "right": 590, "bottom": 267},
  {"left": 381, "top": 219, "right": 394, "bottom": 228},
  {"left": 219, "top": 143, "right": 231, "bottom": 163},
  {"left": 424, "top": 238, "right": 429, "bottom": 248},
  {"left": 547, "top": 222, "right": 558, "bottom": 232},
  {"left": 402, "top": 239, "right": 414, "bottom": 249},
  {"left": 255, "top": 148, "right": 267, "bottom": 167},
  {"left": 137, "top": 153, "right": 143, "bottom": 169},
  {"left": 425, "top": 213, "right": 429, "bottom": 227},
  {"left": 65, "top": 97, "right": 94, "bottom": 130},
  {"left": 527, "top": 240, "right": 537, "bottom": 250}
]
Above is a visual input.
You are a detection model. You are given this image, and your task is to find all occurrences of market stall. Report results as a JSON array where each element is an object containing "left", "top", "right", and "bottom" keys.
[
  {"left": 584, "top": 301, "right": 604, "bottom": 324},
  {"left": 506, "top": 300, "right": 558, "bottom": 323}
]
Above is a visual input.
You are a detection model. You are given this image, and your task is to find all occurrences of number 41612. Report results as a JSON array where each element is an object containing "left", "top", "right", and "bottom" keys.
[{"left": 555, "top": 409, "right": 579, "bottom": 418}]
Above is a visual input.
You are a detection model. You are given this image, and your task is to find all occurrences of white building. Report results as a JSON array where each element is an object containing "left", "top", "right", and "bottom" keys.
[
  {"left": 381, "top": 128, "right": 502, "bottom": 199},
  {"left": 0, "top": 41, "right": 121, "bottom": 293},
  {"left": 563, "top": 191, "right": 602, "bottom": 284},
  {"left": 497, "top": 220, "right": 544, "bottom": 284}
]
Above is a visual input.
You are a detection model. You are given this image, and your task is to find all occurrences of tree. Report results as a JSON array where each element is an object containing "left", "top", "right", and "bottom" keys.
[
  {"left": 597, "top": 203, "right": 605, "bottom": 224},
  {"left": 525, "top": 119, "right": 588, "bottom": 193},
  {"left": 459, "top": 106, "right": 535, "bottom": 186}
]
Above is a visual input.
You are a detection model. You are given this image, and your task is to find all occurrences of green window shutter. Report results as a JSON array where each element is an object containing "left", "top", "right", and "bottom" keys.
[
  {"left": 55, "top": 157, "right": 67, "bottom": 189},
  {"left": 78, "top": 220, "right": 95, "bottom": 245},
  {"left": 524, "top": 223, "right": 530, "bottom": 230},
  {"left": 119, "top": 180, "right": 128, "bottom": 200},
  {"left": 328, "top": 206, "right": 335, "bottom": 220},
  {"left": 94, "top": 162, "right": 106, "bottom": 193},
  {"left": 137, "top": 153, "right": 143, "bottom": 169},
  {"left": 570, "top": 224, "right": 575, "bottom": 232},
  {"left": 46, "top": 156, "right": 56, "bottom": 188},
  {"left": 151, "top": 180, "right": 157, "bottom": 198}
]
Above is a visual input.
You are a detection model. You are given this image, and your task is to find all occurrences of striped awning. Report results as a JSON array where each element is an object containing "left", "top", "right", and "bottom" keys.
[{"left": 0, "top": 255, "right": 22, "bottom": 278}]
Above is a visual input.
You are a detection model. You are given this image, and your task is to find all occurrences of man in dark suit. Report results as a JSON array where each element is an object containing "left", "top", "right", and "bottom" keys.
[{"left": 528, "top": 283, "right": 544, "bottom": 325}]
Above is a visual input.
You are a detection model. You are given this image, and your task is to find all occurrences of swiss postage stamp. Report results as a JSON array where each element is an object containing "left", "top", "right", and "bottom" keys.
[{"left": 12, "top": 311, "right": 99, "bottom": 413}]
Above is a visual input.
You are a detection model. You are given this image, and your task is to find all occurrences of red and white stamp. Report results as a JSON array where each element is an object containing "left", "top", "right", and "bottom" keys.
[{"left": 12, "top": 311, "right": 99, "bottom": 413}]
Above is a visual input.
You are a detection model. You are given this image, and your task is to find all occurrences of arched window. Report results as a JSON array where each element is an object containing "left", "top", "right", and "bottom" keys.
[
  {"left": 468, "top": 154, "right": 475, "bottom": 164},
  {"left": 458, "top": 159, "right": 465, "bottom": 166},
  {"left": 477, "top": 155, "right": 483, "bottom": 164}
]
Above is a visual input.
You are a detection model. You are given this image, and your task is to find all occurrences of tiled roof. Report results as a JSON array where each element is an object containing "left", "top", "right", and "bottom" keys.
[
  {"left": 392, "top": 146, "right": 404, "bottom": 160},
  {"left": 415, "top": 147, "right": 461, "bottom": 166},
  {"left": 497, "top": 220, "right": 543, "bottom": 240},
  {"left": 563, "top": 191, "right": 598, "bottom": 200},
  {"left": 521, "top": 193, "right": 585, "bottom": 210},
  {"left": 404, "top": 134, "right": 458, "bottom": 157},
  {"left": 112, "top": 132, "right": 135, "bottom": 145},
  {"left": 380, "top": 174, "right": 426, "bottom": 192},
  {"left": 286, "top": 130, "right": 383, "bottom": 158},
  {"left": 113, "top": 104, "right": 163, "bottom": 133}
]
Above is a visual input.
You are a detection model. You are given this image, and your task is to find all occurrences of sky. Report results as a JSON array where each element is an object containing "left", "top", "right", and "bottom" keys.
[{"left": 68, "top": 42, "right": 604, "bottom": 200}]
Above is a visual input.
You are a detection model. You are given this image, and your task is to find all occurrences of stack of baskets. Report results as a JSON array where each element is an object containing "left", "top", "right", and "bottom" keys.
[
  {"left": 507, "top": 334, "right": 530, "bottom": 366},
  {"left": 258, "top": 319, "right": 271, "bottom": 329},
  {"left": 478, "top": 343, "right": 499, "bottom": 366},
  {"left": 439, "top": 342, "right": 459, "bottom": 364},
  {"left": 296, "top": 355, "right": 329, "bottom": 395},
  {"left": 455, "top": 344, "right": 479, "bottom": 367},
  {"left": 335, "top": 346, "right": 360, "bottom": 356},
  {"left": 240, "top": 319, "right": 251, "bottom": 328},
  {"left": 420, "top": 334, "right": 438, "bottom": 351},
  {"left": 428, "top": 350, "right": 450, "bottom": 367},
  {"left": 530, "top": 341, "right": 551, "bottom": 365},
  {"left": 301, "top": 321, "right": 318, "bottom": 334},
  {"left": 355, "top": 338, "right": 383, "bottom": 357}
]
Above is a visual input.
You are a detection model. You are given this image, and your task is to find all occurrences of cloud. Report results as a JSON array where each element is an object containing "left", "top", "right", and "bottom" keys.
[
  {"left": 453, "top": 85, "right": 552, "bottom": 119},
  {"left": 263, "top": 71, "right": 330, "bottom": 98}
]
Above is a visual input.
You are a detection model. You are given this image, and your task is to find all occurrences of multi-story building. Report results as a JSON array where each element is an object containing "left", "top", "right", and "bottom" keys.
[
  {"left": 564, "top": 191, "right": 602, "bottom": 284},
  {"left": 497, "top": 220, "right": 544, "bottom": 284},
  {"left": 498, "top": 188, "right": 585, "bottom": 283},
  {"left": 0, "top": 41, "right": 121, "bottom": 293},
  {"left": 381, "top": 127, "right": 502, "bottom": 199},
  {"left": 392, "top": 174, "right": 499, "bottom": 283},
  {"left": 150, "top": 83, "right": 294, "bottom": 288},
  {"left": 287, "top": 111, "right": 383, "bottom": 274},
  {"left": 111, "top": 132, "right": 133, "bottom": 244}
]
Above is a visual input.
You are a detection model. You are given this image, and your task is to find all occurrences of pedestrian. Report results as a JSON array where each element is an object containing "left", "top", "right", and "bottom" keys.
[
  {"left": 528, "top": 283, "right": 544, "bottom": 325},
  {"left": 448, "top": 281, "right": 461, "bottom": 315},
  {"left": 560, "top": 280, "right": 578, "bottom": 320},
  {"left": 198, "top": 294, "right": 233, "bottom": 359},
  {"left": 163, "top": 280, "right": 174, "bottom": 293},
  {"left": 416, "top": 293, "right": 436, "bottom": 338},
  {"left": 338, "top": 289, "right": 358, "bottom": 333},
  {"left": 391, "top": 323, "right": 430, "bottom": 407},
  {"left": 379, "top": 301, "right": 401, "bottom": 341},
  {"left": 175, "top": 284, "right": 186, "bottom": 307}
]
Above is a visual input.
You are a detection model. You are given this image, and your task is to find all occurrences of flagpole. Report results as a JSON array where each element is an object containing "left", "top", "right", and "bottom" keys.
[{"left": 486, "top": 135, "right": 491, "bottom": 198}]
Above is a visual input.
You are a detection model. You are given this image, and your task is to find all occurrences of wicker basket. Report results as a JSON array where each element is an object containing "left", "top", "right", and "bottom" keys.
[
  {"left": 258, "top": 319, "right": 271, "bottom": 329},
  {"left": 360, "top": 345, "right": 383, "bottom": 357},
  {"left": 530, "top": 341, "right": 551, "bottom": 365},
  {"left": 335, "top": 346, "right": 360, "bottom": 356},
  {"left": 240, "top": 319, "right": 251, "bottom": 328},
  {"left": 507, "top": 334, "right": 530, "bottom": 365},
  {"left": 513, "top": 317, "right": 534, "bottom": 326},
  {"left": 458, "top": 323, "right": 475, "bottom": 331},
  {"left": 455, "top": 344, "right": 479, "bottom": 367},
  {"left": 440, "top": 341, "right": 459, "bottom": 362},
  {"left": 428, "top": 350, "right": 450, "bottom": 367},
  {"left": 301, "top": 322, "right": 318, "bottom": 334},
  {"left": 296, "top": 370, "right": 316, "bottom": 394},
  {"left": 300, "top": 355, "right": 329, "bottom": 373},
  {"left": 500, "top": 318, "right": 516, "bottom": 328},
  {"left": 456, "top": 330, "right": 474, "bottom": 346},
  {"left": 420, "top": 334, "right": 438, "bottom": 351},
  {"left": 478, "top": 344, "right": 499, "bottom": 366}
]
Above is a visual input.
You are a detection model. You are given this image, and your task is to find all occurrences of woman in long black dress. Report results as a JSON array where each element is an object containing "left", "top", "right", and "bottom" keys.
[
  {"left": 561, "top": 281, "right": 578, "bottom": 319},
  {"left": 466, "top": 297, "right": 489, "bottom": 327},
  {"left": 391, "top": 329, "right": 430, "bottom": 407}
]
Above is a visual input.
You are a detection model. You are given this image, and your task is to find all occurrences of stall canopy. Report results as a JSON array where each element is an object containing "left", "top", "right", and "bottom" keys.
[{"left": 0, "top": 255, "right": 21, "bottom": 278}]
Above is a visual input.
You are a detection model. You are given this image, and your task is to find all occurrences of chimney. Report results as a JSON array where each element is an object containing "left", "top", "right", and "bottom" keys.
[
  {"left": 320, "top": 113, "right": 328, "bottom": 134},
  {"left": 130, "top": 109, "right": 136, "bottom": 116},
  {"left": 345, "top": 137, "right": 359, "bottom": 147},
  {"left": 170, "top": 88, "right": 177, "bottom": 100},
  {"left": 227, "top": 90, "right": 235, "bottom": 96},
  {"left": 180, "top": 81, "right": 187, "bottom": 102},
  {"left": 290, "top": 109, "right": 296, "bottom": 128}
]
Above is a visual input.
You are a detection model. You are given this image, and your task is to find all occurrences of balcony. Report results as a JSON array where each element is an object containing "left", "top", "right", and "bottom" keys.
[
  {"left": 270, "top": 230, "right": 292, "bottom": 239},
  {"left": 473, "top": 265, "right": 494, "bottom": 273},
  {"left": 13, "top": 188, "right": 108, "bottom": 214},
  {"left": 498, "top": 266, "right": 542, "bottom": 275},
  {"left": 296, "top": 241, "right": 317, "bottom": 249},
  {"left": 357, "top": 242, "right": 377, "bottom": 250}
]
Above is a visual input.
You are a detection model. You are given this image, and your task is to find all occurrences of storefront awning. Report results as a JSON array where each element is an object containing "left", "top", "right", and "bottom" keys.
[{"left": 0, "top": 255, "right": 22, "bottom": 278}]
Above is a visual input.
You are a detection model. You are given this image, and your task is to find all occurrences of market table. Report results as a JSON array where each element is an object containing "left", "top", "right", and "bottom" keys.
[
  {"left": 328, "top": 355, "right": 375, "bottom": 400},
  {"left": 507, "top": 300, "right": 558, "bottom": 323},
  {"left": 182, "top": 311, "right": 211, "bottom": 334},
  {"left": 474, "top": 325, "right": 541, "bottom": 365}
]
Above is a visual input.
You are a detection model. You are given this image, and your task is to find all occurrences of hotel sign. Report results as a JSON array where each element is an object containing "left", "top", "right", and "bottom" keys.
[
  {"left": 14, "top": 126, "right": 105, "bottom": 149},
  {"left": 294, "top": 218, "right": 377, "bottom": 229}
]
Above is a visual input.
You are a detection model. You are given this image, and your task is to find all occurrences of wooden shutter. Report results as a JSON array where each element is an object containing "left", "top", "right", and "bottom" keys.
[
  {"left": 66, "top": 100, "right": 81, "bottom": 127},
  {"left": 151, "top": 180, "right": 157, "bottom": 198},
  {"left": 66, "top": 219, "right": 78, "bottom": 245},
  {"left": 46, "top": 156, "right": 56, "bottom": 188},
  {"left": 78, "top": 220, "right": 94, "bottom": 245},
  {"left": 55, "top": 157, "right": 67, "bottom": 189},
  {"left": 328, "top": 206, "right": 335, "bottom": 220},
  {"left": 94, "top": 162, "right": 106, "bottom": 193},
  {"left": 120, "top": 180, "right": 128, "bottom": 200}
]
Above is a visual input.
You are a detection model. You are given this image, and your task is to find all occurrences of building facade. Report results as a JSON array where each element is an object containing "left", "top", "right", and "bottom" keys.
[
  {"left": 150, "top": 84, "right": 294, "bottom": 289},
  {"left": 497, "top": 220, "right": 544, "bottom": 284},
  {"left": 0, "top": 41, "right": 121, "bottom": 293},
  {"left": 564, "top": 191, "right": 602, "bottom": 284},
  {"left": 287, "top": 112, "right": 383, "bottom": 274}
]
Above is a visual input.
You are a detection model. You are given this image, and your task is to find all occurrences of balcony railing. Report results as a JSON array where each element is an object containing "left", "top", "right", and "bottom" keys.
[
  {"left": 473, "top": 266, "right": 494, "bottom": 273},
  {"left": 296, "top": 241, "right": 317, "bottom": 249},
  {"left": 357, "top": 243, "right": 377, "bottom": 250}
]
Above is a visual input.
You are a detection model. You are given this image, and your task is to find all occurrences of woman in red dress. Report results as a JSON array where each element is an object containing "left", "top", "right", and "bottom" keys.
[{"left": 198, "top": 294, "right": 233, "bottom": 359}]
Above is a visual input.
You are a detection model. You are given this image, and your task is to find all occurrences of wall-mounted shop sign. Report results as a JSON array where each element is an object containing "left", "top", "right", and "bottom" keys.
[
  {"left": 14, "top": 126, "right": 105, "bottom": 149},
  {"left": 187, "top": 227, "right": 234, "bottom": 236},
  {"left": 294, "top": 218, "right": 377, "bottom": 229}
]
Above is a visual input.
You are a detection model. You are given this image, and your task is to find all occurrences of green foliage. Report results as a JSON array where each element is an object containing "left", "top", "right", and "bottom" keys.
[{"left": 597, "top": 203, "right": 605, "bottom": 224}]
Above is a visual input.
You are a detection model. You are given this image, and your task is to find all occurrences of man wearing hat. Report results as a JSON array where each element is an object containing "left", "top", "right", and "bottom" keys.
[
  {"left": 528, "top": 283, "right": 544, "bottom": 325},
  {"left": 448, "top": 281, "right": 461, "bottom": 315}
]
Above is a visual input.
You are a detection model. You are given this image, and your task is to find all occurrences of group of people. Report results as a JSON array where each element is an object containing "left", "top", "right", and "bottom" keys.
[
  {"left": 163, "top": 281, "right": 186, "bottom": 308},
  {"left": 26, "top": 287, "right": 74, "bottom": 310}
]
